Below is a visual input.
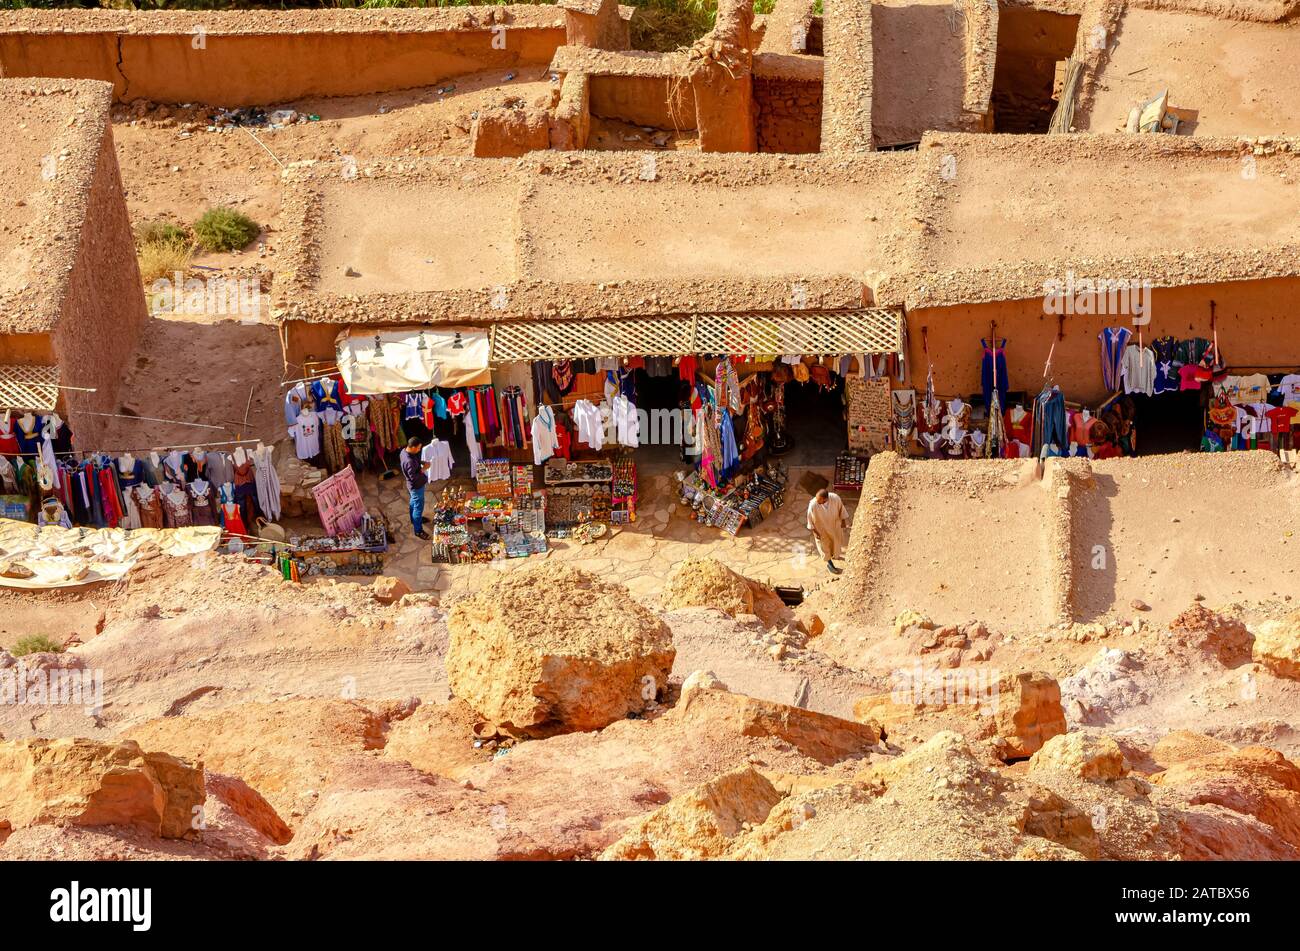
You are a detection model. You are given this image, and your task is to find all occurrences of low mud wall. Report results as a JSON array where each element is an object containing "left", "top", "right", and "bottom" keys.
[{"left": 0, "top": 9, "right": 567, "bottom": 106}]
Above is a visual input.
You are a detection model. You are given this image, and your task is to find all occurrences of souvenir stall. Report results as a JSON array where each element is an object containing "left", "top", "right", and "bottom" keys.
[
  {"left": 0, "top": 395, "right": 286, "bottom": 544},
  {"left": 319, "top": 317, "right": 907, "bottom": 553}
]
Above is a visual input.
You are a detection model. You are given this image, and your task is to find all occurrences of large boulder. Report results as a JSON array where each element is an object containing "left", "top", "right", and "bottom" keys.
[
  {"left": 992, "top": 671, "right": 1067, "bottom": 760},
  {"left": 446, "top": 563, "right": 675, "bottom": 736},
  {"left": 600, "top": 767, "right": 783, "bottom": 860},
  {"left": 1151, "top": 746, "right": 1300, "bottom": 850},
  {"left": 852, "top": 670, "right": 1065, "bottom": 762},
  {"left": 1252, "top": 611, "right": 1300, "bottom": 680},
  {"left": 470, "top": 104, "right": 551, "bottom": 158},
  {"left": 1028, "top": 732, "right": 1127, "bottom": 781},
  {"left": 0, "top": 738, "right": 203, "bottom": 839}
]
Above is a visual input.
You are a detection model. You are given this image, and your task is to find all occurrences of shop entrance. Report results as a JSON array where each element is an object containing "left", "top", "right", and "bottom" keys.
[
  {"left": 1132, "top": 390, "right": 1204, "bottom": 455},
  {"left": 991, "top": 7, "right": 1082, "bottom": 133},
  {"left": 776, "top": 376, "right": 847, "bottom": 466}
]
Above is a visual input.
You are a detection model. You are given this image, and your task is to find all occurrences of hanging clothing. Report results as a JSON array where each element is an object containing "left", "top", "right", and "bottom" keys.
[
  {"left": 573, "top": 399, "right": 606, "bottom": 451},
  {"left": 188, "top": 481, "right": 220, "bottom": 527},
  {"left": 253, "top": 444, "right": 282, "bottom": 522},
  {"left": 611, "top": 395, "right": 639, "bottom": 448},
  {"left": 980, "top": 338, "right": 1008, "bottom": 413},
  {"left": 161, "top": 488, "right": 193, "bottom": 529},
  {"left": 421, "top": 439, "right": 455, "bottom": 482},
  {"left": 1099, "top": 327, "right": 1132, "bottom": 393},
  {"left": 290, "top": 410, "right": 322, "bottom": 460},
  {"left": 1032, "top": 386, "right": 1067, "bottom": 458},
  {"left": 531, "top": 405, "right": 559, "bottom": 465},
  {"left": 1120, "top": 345, "right": 1156, "bottom": 397}
]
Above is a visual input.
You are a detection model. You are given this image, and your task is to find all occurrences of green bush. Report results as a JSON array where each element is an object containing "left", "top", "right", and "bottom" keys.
[
  {"left": 11, "top": 634, "right": 64, "bottom": 657},
  {"left": 136, "top": 219, "right": 191, "bottom": 248},
  {"left": 193, "top": 206, "right": 261, "bottom": 253}
]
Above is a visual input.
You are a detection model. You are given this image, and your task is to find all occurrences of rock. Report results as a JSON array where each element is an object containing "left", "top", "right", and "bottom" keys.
[
  {"left": 1130, "top": 599, "right": 1150, "bottom": 611},
  {"left": 893, "top": 609, "right": 935, "bottom": 635},
  {"left": 371, "top": 576, "right": 412, "bottom": 605},
  {"left": 679, "top": 689, "right": 882, "bottom": 766},
  {"left": 681, "top": 669, "right": 728, "bottom": 697},
  {"left": 1028, "top": 732, "right": 1128, "bottom": 781},
  {"left": 205, "top": 772, "right": 292, "bottom": 845},
  {"left": 600, "top": 767, "right": 783, "bottom": 860},
  {"left": 992, "top": 671, "right": 1067, "bottom": 761},
  {"left": 1253, "top": 611, "right": 1300, "bottom": 680},
  {"left": 1152, "top": 746, "right": 1300, "bottom": 850},
  {"left": 793, "top": 605, "right": 824, "bottom": 638},
  {"left": 662, "top": 558, "right": 754, "bottom": 617},
  {"left": 0, "top": 738, "right": 203, "bottom": 839},
  {"left": 1167, "top": 605, "right": 1253, "bottom": 666},
  {"left": 446, "top": 563, "right": 675, "bottom": 736},
  {"left": 470, "top": 104, "right": 551, "bottom": 158}
]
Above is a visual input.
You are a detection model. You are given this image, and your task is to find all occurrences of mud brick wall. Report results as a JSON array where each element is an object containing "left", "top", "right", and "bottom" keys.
[{"left": 754, "top": 76, "right": 822, "bottom": 153}]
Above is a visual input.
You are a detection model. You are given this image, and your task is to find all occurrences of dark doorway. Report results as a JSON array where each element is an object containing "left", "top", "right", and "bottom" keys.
[
  {"left": 1133, "top": 390, "right": 1204, "bottom": 455},
  {"left": 778, "top": 377, "right": 846, "bottom": 466},
  {"left": 991, "top": 7, "right": 1081, "bottom": 133}
]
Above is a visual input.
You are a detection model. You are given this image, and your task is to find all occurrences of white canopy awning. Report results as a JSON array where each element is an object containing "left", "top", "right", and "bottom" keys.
[{"left": 335, "top": 326, "right": 491, "bottom": 395}]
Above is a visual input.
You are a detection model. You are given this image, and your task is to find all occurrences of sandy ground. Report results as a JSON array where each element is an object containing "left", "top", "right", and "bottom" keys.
[
  {"left": 1081, "top": 10, "right": 1300, "bottom": 136},
  {"left": 842, "top": 458, "right": 1060, "bottom": 632},
  {"left": 317, "top": 181, "right": 520, "bottom": 292},
  {"left": 1073, "top": 452, "right": 1300, "bottom": 626},
  {"left": 930, "top": 143, "right": 1300, "bottom": 272}
]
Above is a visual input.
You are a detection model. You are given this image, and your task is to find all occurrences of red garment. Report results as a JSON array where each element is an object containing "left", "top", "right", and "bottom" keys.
[
  {"left": 1093, "top": 443, "right": 1121, "bottom": 459},
  {"left": 678, "top": 355, "right": 699, "bottom": 383},
  {"left": 423, "top": 396, "right": 435, "bottom": 429},
  {"left": 1004, "top": 408, "right": 1032, "bottom": 444},
  {"left": 553, "top": 420, "right": 572, "bottom": 460},
  {"left": 222, "top": 501, "right": 248, "bottom": 537},
  {"left": 1266, "top": 406, "right": 1298, "bottom": 433},
  {"left": 447, "top": 391, "right": 468, "bottom": 416},
  {"left": 1179, "top": 364, "right": 1204, "bottom": 390},
  {"left": 97, "top": 469, "right": 121, "bottom": 528}
]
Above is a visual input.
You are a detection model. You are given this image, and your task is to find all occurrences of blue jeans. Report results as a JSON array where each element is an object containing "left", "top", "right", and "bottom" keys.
[{"left": 408, "top": 486, "right": 426, "bottom": 533}]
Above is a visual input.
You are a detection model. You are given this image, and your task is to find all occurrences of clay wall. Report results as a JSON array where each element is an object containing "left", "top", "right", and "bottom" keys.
[
  {"left": 907, "top": 277, "right": 1300, "bottom": 407},
  {"left": 50, "top": 122, "right": 149, "bottom": 447},
  {"left": 754, "top": 76, "right": 822, "bottom": 153},
  {"left": 0, "top": 9, "right": 567, "bottom": 106}
]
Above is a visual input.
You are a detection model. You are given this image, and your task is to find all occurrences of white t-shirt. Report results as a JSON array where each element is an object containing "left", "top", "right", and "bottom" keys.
[
  {"left": 421, "top": 440, "right": 454, "bottom": 482},
  {"left": 290, "top": 411, "right": 322, "bottom": 459}
]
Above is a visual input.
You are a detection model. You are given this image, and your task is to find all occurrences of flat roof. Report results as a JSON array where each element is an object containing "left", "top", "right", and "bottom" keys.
[{"left": 275, "top": 150, "right": 914, "bottom": 324}]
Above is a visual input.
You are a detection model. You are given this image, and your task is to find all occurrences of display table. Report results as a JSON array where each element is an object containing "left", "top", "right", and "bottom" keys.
[{"left": 678, "top": 461, "right": 788, "bottom": 536}]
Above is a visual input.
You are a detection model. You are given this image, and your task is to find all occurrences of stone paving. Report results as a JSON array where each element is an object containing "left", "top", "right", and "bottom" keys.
[{"left": 364, "top": 464, "right": 856, "bottom": 603}]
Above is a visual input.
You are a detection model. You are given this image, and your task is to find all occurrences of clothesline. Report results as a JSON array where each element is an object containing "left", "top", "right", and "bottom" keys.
[{"left": 70, "top": 410, "right": 230, "bottom": 432}]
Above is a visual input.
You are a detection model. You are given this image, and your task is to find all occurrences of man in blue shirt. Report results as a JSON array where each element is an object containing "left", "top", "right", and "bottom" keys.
[{"left": 400, "top": 437, "right": 430, "bottom": 540}]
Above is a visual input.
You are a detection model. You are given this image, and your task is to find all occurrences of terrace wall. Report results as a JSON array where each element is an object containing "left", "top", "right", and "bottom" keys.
[
  {"left": 51, "top": 121, "right": 149, "bottom": 446},
  {"left": 0, "top": 9, "right": 568, "bottom": 106}
]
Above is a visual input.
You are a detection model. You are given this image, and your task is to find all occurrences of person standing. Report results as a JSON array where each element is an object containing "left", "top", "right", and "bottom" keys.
[
  {"left": 401, "top": 437, "right": 430, "bottom": 540},
  {"left": 806, "top": 488, "right": 849, "bottom": 574}
]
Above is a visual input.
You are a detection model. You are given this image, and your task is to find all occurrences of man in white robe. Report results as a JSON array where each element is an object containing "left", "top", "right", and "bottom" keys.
[{"left": 806, "top": 488, "right": 849, "bottom": 574}]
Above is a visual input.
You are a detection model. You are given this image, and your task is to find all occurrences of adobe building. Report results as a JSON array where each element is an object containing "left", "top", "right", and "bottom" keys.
[
  {"left": 5, "top": 0, "right": 1300, "bottom": 456},
  {"left": 0, "top": 78, "right": 147, "bottom": 447}
]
